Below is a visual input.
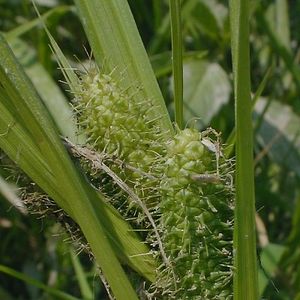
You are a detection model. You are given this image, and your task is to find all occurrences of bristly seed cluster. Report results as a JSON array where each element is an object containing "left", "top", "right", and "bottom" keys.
[
  {"left": 71, "top": 67, "right": 235, "bottom": 299},
  {"left": 156, "top": 128, "right": 234, "bottom": 299},
  {"left": 73, "top": 67, "right": 166, "bottom": 214}
]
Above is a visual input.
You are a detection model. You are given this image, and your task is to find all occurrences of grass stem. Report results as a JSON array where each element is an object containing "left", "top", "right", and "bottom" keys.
[
  {"left": 169, "top": 0, "right": 183, "bottom": 129},
  {"left": 229, "top": 0, "right": 259, "bottom": 298}
]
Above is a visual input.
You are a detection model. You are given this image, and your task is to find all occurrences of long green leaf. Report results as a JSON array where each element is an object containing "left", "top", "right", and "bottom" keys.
[
  {"left": 229, "top": 1, "right": 258, "bottom": 299},
  {"left": 0, "top": 34, "right": 154, "bottom": 299}
]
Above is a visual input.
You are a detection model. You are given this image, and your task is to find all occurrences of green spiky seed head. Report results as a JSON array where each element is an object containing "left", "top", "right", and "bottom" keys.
[
  {"left": 71, "top": 67, "right": 234, "bottom": 298},
  {"left": 158, "top": 128, "right": 234, "bottom": 299},
  {"left": 74, "top": 69, "right": 165, "bottom": 172},
  {"left": 73, "top": 68, "right": 166, "bottom": 217}
]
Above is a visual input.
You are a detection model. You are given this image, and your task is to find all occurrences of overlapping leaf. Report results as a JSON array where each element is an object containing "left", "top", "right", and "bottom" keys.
[{"left": 0, "top": 34, "right": 155, "bottom": 300}]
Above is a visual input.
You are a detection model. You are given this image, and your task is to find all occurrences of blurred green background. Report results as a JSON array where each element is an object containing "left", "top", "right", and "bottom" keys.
[{"left": 1, "top": 0, "right": 300, "bottom": 299}]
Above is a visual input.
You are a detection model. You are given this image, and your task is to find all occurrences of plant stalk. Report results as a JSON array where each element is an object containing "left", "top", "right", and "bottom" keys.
[
  {"left": 229, "top": 0, "right": 259, "bottom": 299},
  {"left": 169, "top": 0, "right": 184, "bottom": 129}
]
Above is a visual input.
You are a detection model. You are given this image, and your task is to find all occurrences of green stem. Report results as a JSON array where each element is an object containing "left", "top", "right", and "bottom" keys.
[
  {"left": 229, "top": 1, "right": 258, "bottom": 299},
  {"left": 169, "top": 0, "right": 183, "bottom": 129}
]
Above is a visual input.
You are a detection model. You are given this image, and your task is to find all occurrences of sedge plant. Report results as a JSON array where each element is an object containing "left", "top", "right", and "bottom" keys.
[{"left": 0, "top": 0, "right": 258, "bottom": 299}]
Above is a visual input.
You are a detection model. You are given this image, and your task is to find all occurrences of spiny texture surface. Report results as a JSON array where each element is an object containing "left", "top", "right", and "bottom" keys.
[
  {"left": 158, "top": 128, "right": 234, "bottom": 299},
  {"left": 73, "top": 68, "right": 235, "bottom": 299},
  {"left": 73, "top": 68, "right": 165, "bottom": 214},
  {"left": 75, "top": 69, "right": 164, "bottom": 173}
]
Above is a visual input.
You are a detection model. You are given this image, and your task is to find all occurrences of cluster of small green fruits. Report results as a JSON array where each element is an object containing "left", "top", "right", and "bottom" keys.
[{"left": 71, "top": 66, "right": 234, "bottom": 299}]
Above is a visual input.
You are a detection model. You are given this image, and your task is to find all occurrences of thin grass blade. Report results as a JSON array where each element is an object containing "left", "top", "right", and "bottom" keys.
[
  {"left": 169, "top": 0, "right": 183, "bottom": 129},
  {"left": 229, "top": 1, "right": 259, "bottom": 299},
  {"left": 70, "top": 250, "right": 93, "bottom": 300}
]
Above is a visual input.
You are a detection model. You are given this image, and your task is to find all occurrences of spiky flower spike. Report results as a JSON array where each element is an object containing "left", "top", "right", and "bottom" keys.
[
  {"left": 72, "top": 67, "right": 166, "bottom": 217},
  {"left": 75, "top": 68, "right": 164, "bottom": 166},
  {"left": 157, "top": 128, "right": 234, "bottom": 299},
  {"left": 72, "top": 67, "right": 235, "bottom": 298}
]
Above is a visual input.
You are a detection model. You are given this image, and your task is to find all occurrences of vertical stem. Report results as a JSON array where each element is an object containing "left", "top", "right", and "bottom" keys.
[
  {"left": 169, "top": 0, "right": 183, "bottom": 129},
  {"left": 229, "top": 1, "right": 259, "bottom": 299}
]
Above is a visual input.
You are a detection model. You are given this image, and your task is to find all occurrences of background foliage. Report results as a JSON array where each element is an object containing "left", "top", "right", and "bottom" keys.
[{"left": 1, "top": 0, "right": 300, "bottom": 299}]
